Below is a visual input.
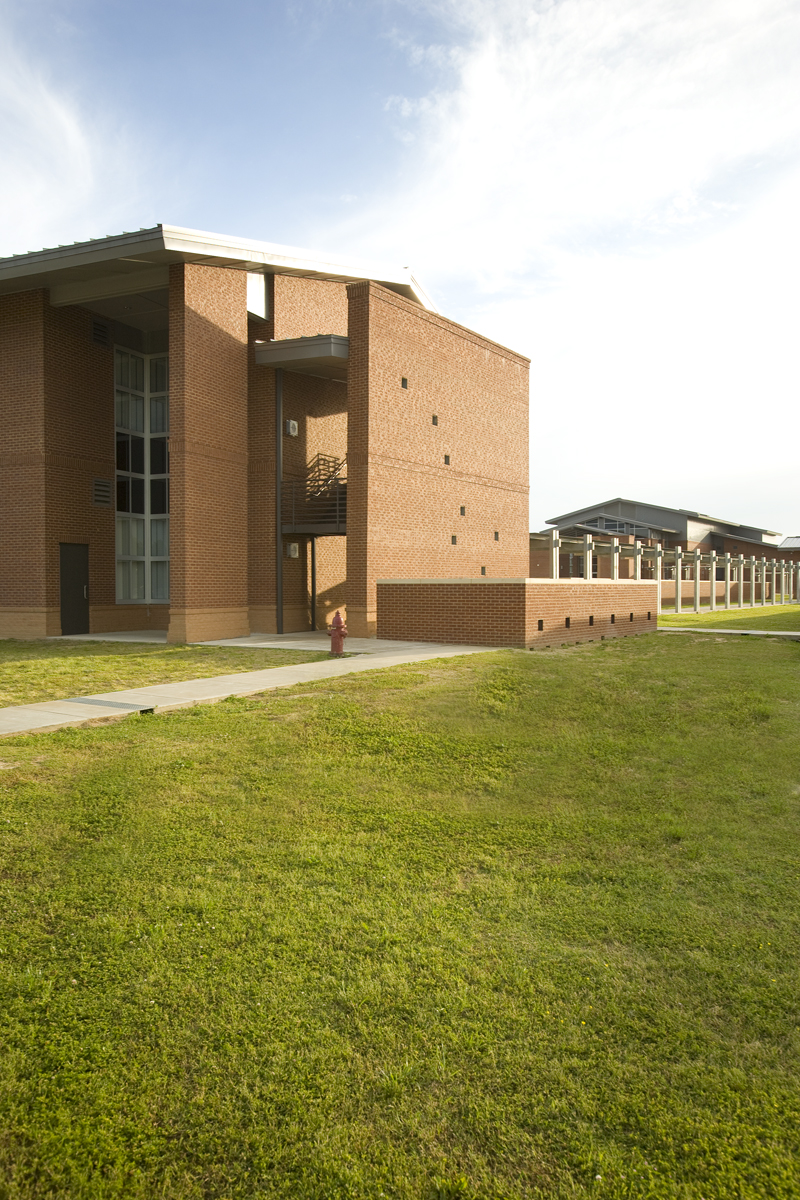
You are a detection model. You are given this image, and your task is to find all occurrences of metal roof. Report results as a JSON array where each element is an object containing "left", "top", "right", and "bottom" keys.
[
  {"left": 546, "top": 497, "right": 779, "bottom": 538},
  {"left": 0, "top": 223, "right": 437, "bottom": 311}
]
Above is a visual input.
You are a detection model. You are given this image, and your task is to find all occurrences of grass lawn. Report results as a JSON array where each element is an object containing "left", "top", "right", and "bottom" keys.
[
  {"left": 659, "top": 603, "right": 800, "bottom": 632},
  {"left": 0, "top": 640, "right": 333, "bottom": 707},
  {"left": 1, "top": 635, "right": 799, "bottom": 1198}
]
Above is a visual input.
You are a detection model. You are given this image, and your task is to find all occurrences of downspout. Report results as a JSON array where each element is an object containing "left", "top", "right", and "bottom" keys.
[
  {"left": 310, "top": 537, "right": 317, "bottom": 631},
  {"left": 275, "top": 368, "right": 283, "bottom": 635}
]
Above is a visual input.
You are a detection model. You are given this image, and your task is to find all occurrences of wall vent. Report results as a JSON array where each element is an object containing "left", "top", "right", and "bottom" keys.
[
  {"left": 91, "top": 319, "right": 110, "bottom": 348},
  {"left": 92, "top": 478, "right": 112, "bottom": 507}
]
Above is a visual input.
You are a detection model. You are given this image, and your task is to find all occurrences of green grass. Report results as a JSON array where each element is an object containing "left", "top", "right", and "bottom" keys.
[
  {"left": 0, "top": 640, "right": 332, "bottom": 707},
  {"left": 659, "top": 603, "right": 800, "bottom": 631},
  {"left": 1, "top": 634, "right": 799, "bottom": 1198}
]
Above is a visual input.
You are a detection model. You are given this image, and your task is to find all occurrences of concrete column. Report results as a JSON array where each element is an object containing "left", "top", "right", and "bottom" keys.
[
  {"left": 583, "top": 533, "right": 593, "bottom": 581},
  {"left": 709, "top": 550, "right": 717, "bottom": 611},
  {"left": 656, "top": 543, "right": 663, "bottom": 613},
  {"left": 738, "top": 555, "right": 745, "bottom": 608},
  {"left": 750, "top": 557, "right": 756, "bottom": 607},
  {"left": 780, "top": 560, "right": 786, "bottom": 604},
  {"left": 611, "top": 537, "right": 619, "bottom": 582},
  {"left": 693, "top": 549, "right": 701, "bottom": 612},
  {"left": 724, "top": 552, "right": 731, "bottom": 609},
  {"left": 763, "top": 557, "right": 770, "bottom": 606},
  {"left": 634, "top": 539, "right": 642, "bottom": 581},
  {"left": 674, "top": 547, "right": 683, "bottom": 613},
  {"left": 549, "top": 528, "right": 560, "bottom": 579},
  {"left": 769, "top": 558, "right": 776, "bottom": 605}
]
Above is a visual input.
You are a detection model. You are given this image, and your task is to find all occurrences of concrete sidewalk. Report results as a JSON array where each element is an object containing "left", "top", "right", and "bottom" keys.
[
  {"left": 658, "top": 628, "right": 800, "bottom": 641},
  {"left": 0, "top": 632, "right": 495, "bottom": 738}
]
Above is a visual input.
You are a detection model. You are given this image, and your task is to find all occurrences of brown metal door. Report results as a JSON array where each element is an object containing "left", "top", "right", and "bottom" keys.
[{"left": 59, "top": 544, "right": 90, "bottom": 635}]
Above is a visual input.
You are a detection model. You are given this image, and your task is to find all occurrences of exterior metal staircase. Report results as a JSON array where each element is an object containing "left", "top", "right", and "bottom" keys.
[{"left": 281, "top": 453, "right": 347, "bottom": 535}]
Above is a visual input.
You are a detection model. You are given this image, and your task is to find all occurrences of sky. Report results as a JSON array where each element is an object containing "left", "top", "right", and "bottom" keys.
[{"left": 2, "top": 0, "right": 799, "bottom": 535}]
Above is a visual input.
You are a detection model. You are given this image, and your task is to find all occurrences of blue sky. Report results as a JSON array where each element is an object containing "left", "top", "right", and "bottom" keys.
[{"left": 3, "top": 0, "right": 799, "bottom": 535}]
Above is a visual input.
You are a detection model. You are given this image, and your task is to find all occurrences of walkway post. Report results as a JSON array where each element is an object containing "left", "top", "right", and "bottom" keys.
[
  {"left": 674, "top": 547, "right": 683, "bottom": 614},
  {"left": 738, "top": 555, "right": 745, "bottom": 608},
  {"left": 634, "top": 539, "right": 642, "bottom": 582},
  {"left": 709, "top": 550, "right": 717, "bottom": 611},
  {"left": 611, "top": 537, "right": 619, "bottom": 582},
  {"left": 549, "top": 528, "right": 560, "bottom": 579},
  {"left": 763, "top": 556, "right": 770, "bottom": 606},
  {"left": 781, "top": 560, "right": 787, "bottom": 605},
  {"left": 750, "top": 556, "right": 756, "bottom": 607},
  {"left": 583, "top": 533, "right": 593, "bottom": 581},
  {"left": 724, "top": 552, "right": 731, "bottom": 609},
  {"left": 769, "top": 558, "right": 775, "bottom": 605},
  {"left": 656, "top": 543, "right": 663, "bottom": 613},
  {"left": 693, "top": 549, "right": 701, "bottom": 613}
]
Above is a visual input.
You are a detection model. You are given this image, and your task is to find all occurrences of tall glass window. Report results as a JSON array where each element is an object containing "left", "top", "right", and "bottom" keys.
[{"left": 115, "top": 349, "right": 169, "bottom": 603}]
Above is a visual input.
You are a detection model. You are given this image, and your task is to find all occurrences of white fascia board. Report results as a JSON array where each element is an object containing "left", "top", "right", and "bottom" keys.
[{"left": 160, "top": 225, "right": 438, "bottom": 310}]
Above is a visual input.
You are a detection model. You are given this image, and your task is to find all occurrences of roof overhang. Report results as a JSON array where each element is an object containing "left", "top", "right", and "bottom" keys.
[
  {"left": 0, "top": 224, "right": 436, "bottom": 312},
  {"left": 254, "top": 334, "right": 349, "bottom": 382}
]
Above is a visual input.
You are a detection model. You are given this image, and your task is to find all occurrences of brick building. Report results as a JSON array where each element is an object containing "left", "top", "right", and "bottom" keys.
[{"left": 0, "top": 225, "right": 531, "bottom": 643}]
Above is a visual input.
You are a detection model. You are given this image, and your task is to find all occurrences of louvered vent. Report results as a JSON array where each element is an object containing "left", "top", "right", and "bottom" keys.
[
  {"left": 93, "top": 478, "right": 112, "bottom": 507},
  {"left": 91, "top": 319, "right": 110, "bottom": 347}
]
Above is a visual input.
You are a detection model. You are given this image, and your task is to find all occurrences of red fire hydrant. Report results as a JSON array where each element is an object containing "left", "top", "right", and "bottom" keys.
[{"left": 327, "top": 610, "right": 347, "bottom": 656}]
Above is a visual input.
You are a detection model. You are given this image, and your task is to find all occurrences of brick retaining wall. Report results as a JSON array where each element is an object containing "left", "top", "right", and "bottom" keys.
[{"left": 377, "top": 579, "right": 659, "bottom": 647}]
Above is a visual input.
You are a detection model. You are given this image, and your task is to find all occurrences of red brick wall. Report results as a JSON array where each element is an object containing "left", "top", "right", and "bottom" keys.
[
  {"left": 0, "top": 290, "right": 141, "bottom": 637},
  {"left": 272, "top": 275, "right": 348, "bottom": 340},
  {"left": 347, "top": 282, "right": 530, "bottom": 636},
  {"left": 0, "top": 290, "right": 49, "bottom": 635},
  {"left": 43, "top": 303, "right": 117, "bottom": 633},
  {"left": 377, "top": 580, "right": 658, "bottom": 647},
  {"left": 169, "top": 263, "right": 249, "bottom": 642}
]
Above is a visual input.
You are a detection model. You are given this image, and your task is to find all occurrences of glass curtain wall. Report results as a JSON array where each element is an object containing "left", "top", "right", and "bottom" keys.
[{"left": 115, "top": 349, "right": 170, "bottom": 603}]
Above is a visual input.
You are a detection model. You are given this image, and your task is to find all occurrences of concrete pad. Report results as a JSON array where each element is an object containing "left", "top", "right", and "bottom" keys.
[
  {"left": 46, "top": 630, "right": 168, "bottom": 644},
  {"left": 658, "top": 628, "right": 800, "bottom": 640}
]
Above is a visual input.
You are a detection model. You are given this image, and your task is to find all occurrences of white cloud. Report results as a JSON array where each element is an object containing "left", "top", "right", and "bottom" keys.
[
  {"left": 319, "top": 0, "right": 800, "bottom": 532},
  {"left": 0, "top": 22, "right": 142, "bottom": 257}
]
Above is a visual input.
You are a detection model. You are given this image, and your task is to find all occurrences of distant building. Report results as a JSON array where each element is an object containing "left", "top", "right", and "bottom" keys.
[
  {"left": 530, "top": 497, "right": 800, "bottom": 587},
  {"left": 542, "top": 497, "right": 782, "bottom": 553}
]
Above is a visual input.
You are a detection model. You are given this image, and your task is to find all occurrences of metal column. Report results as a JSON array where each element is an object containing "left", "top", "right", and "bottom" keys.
[
  {"left": 275, "top": 368, "right": 284, "bottom": 635},
  {"left": 310, "top": 536, "right": 317, "bottom": 630}
]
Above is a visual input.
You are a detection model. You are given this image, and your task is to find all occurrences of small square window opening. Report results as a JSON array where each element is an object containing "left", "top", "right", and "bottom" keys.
[
  {"left": 565, "top": 617, "right": 570, "bottom": 629},
  {"left": 460, "top": 506, "right": 465, "bottom": 516},
  {"left": 401, "top": 377, "right": 408, "bottom": 389},
  {"left": 451, "top": 535, "right": 457, "bottom": 545},
  {"left": 432, "top": 414, "right": 438, "bottom": 425},
  {"left": 537, "top": 619, "right": 544, "bottom": 631},
  {"left": 494, "top": 531, "right": 499, "bottom": 541},
  {"left": 444, "top": 454, "right": 450, "bottom": 465},
  {"left": 611, "top": 613, "right": 616, "bottom": 624},
  {"left": 589, "top": 615, "right": 594, "bottom": 626},
  {"left": 629, "top": 612, "right": 634, "bottom": 621},
  {"left": 481, "top": 566, "right": 486, "bottom": 576}
]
